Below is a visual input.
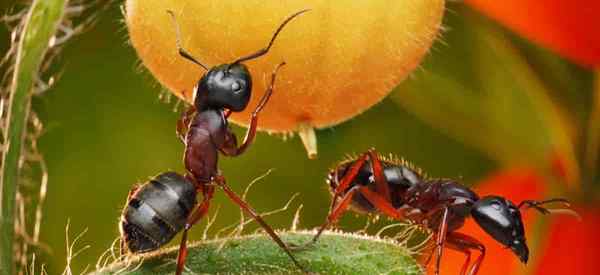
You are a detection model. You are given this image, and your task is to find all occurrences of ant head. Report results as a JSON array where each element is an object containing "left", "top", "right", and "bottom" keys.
[
  {"left": 471, "top": 196, "right": 529, "bottom": 263},
  {"left": 194, "top": 63, "right": 252, "bottom": 111},
  {"left": 167, "top": 9, "right": 309, "bottom": 111}
]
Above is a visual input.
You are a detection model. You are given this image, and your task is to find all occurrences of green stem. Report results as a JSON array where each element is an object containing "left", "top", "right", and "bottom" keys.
[
  {"left": 585, "top": 69, "right": 600, "bottom": 186},
  {"left": 0, "top": 0, "right": 66, "bottom": 273},
  {"left": 91, "top": 231, "right": 422, "bottom": 275}
]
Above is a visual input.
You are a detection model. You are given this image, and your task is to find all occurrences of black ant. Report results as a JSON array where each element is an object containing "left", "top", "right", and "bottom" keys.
[
  {"left": 301, "top": 148, "right": 572, "bottom": 275},
  {"left": 119, "top": 9, "right": 310, "bottom": 275}
]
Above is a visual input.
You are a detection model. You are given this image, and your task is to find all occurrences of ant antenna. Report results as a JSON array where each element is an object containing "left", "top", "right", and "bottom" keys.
[
  {"left": 166, "top": 10, "right": 210, "bottom": 71},
  {"left": 231, "top": 9, "right": 311, "bottom": 65},
  {"left": 518, "top": 198, "right": 571, "bottom": 215}
]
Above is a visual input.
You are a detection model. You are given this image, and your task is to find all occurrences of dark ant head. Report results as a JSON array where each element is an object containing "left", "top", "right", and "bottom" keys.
[
  {"left": 471, "top": 196, "right": 529, "bottom": 263},
  {"left": 194, "top": 63, "right": 252, "bottom": 111},
  {"left": 167, "top": 9, "right": 309, "bottom": 111}
]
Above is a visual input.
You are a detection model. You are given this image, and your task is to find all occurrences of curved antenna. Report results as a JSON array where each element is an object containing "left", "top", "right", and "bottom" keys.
[
  {"left": 518, "top": 198, "right": 571, "bottom": 214},
  {"left": 519, "top": 198, "right": 581, "bottom": 220},
  {"left": 231, "top": 9, "right": 310, "bottom": 65},
  {"left": 166, "top": 10, "right": 210, "bottom": 71}
]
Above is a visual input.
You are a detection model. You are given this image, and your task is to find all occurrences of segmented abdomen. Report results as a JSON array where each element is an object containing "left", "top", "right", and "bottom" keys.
[
  {"left": 327, "top": 156, "right": 424, "bottom": 214},
  {"left": 120, "top": 172, "right": 197, "bottom": 253}
]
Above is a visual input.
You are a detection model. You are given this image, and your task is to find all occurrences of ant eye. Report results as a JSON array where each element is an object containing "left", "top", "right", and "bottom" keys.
[{"left": 231, "top": 81, "right": 241, "bottom": 92}]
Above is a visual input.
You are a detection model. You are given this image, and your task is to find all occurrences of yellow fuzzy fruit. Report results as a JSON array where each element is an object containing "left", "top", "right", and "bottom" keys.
[{"left": 125, "top": 1, "right": 444, "bottom": 155}]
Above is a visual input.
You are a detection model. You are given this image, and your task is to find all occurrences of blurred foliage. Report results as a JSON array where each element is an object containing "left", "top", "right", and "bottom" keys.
[
  {"left": 0, "top": 1, "right": 597, "bottom": 275},
  {"left": 392, "top": 6, "right": 590, "bottom": 190},
  {"left": 0, "top": 0, "right": 66, "bottom": 274}
]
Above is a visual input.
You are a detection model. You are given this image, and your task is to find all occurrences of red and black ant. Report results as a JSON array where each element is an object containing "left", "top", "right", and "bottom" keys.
[
  {"left": 119, "top": 9, "right": 310, "bottom": 275},
  {"left": 301, "top": 148, "right": 571, "bottom": 275}
]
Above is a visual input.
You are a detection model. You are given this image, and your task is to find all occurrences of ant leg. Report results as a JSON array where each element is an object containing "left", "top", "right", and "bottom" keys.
[
  {"left": 357, "top": 186, "right": 408, "bottom": 220},
  {"left": 220, "top": 63, "right": 286, "bottom": 156},
  {"left": 177, "top": 106, "right": 196, "bottom": 143},
  {"left": 334, "top": 152, "right": 370, "bottom": 194},
  {"left": 212, "top": 175, "right": 308, "bottom": 273},
  {"left": 308, "top": 153, "right": 370, "bottom": 245},
  {"left": 367, "top": 148, "right": 391, "bottom": 201},
  {"left": 423, "top": 248, "right": 435, "bottom": 269},
  {"left": 434, "top": 207, "right": 450, "bottom": 275},
  {"left": 446, "top": 232, "right": 485, "bottom": 275},
  {"left": 310, "top": 186, "right": 361, "bottom": 244},
  {"left": 311, "top": 181, "right": 409, "bottom": 245},
  {"left": 444, "top": 244, "right": 470, "bottom": 275},
  {"left": 445, "top": 234, "right": 472, "bottom": 275},
  {"left": 175, "top": 185, "right": 214, "bottom": 275},
  {"left": 308, "top": 195, "right": 338, "bottom": 244}
]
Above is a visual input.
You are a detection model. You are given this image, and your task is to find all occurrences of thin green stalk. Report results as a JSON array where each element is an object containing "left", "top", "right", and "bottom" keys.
[
  {"left": 585, "top": 70, "right": 600, "bottom": 186},
  {"left": 0, "top": 0, "right": 66, "bottom": 274}
]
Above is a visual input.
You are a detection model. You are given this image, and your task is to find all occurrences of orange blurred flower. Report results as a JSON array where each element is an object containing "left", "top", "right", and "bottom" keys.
[
  {"left": 533, "top": 208, "right": 600, "bottom": 275},
  {"left": 465, "top": 0, "right": 600, "bottom": 68}
]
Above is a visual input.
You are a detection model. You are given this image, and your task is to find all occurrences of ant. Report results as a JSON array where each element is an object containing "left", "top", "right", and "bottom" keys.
[
  {"left": 120, "top": 9, "right": 310, "bottom": 275},
  {"left": 301, "top": 148, "right": 571, "bottom": 275}
]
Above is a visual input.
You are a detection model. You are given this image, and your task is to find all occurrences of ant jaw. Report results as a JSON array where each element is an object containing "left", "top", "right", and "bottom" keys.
[{"left": 510, "top": 239, "right": 529, "bottom": 263}]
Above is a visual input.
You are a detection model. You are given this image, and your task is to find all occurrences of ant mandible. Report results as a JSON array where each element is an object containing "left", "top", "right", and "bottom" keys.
[
  {"left": 119, "top": 9, "right": 310, "bottom": 275},
  {"left": 302, "top": 148, "right": 572, "bottom": 275}
]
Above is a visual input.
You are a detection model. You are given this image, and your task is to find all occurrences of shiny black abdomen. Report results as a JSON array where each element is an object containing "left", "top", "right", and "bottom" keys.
[
  {"left": 328, "top": 158, "right": 423, "bottom": 214},
  {"left": 121, "top": 172, "right": 197, "bottom": 253}
]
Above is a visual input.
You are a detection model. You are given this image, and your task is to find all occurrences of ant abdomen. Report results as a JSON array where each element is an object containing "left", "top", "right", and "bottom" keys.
[
  {"left": 120, "top": 172, "right": 197, "bottom": 253},
  {"left": 327, "top": 154, "right": 424, "bottom": 212}
]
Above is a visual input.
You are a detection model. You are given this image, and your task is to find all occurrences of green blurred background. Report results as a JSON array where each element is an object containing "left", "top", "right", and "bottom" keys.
[{"left": 1, "top": 1, "right": 596, "bottom": 274}]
